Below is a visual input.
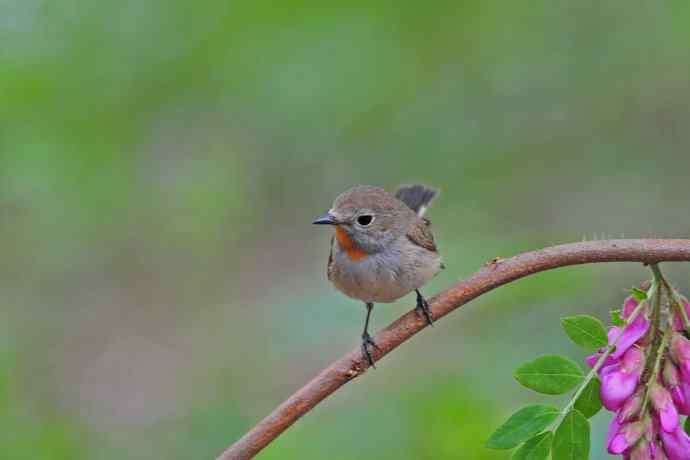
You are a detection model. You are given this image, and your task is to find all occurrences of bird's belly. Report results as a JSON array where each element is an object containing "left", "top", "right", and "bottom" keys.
[{"left": 330, "top": 250, "right": 440, "bottom": 304}]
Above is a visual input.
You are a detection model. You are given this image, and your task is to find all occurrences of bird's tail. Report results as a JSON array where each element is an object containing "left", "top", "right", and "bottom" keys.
[{"left": 394, "top": 184, "right": 439, "bottom": 217}]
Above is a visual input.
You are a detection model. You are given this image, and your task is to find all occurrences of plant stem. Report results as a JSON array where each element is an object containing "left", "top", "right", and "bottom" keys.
[
  {"left": 640, "top": 328, "right": 670, "bottom": 416},
  {"left": 641, "top": 281, "right": 663, "bottom": 383},
  {"left": 638, "top": 263, "right": 671, "bottom": 415},
  {"left": 651, "top": 263, "right": 690, "bottom": 333}
]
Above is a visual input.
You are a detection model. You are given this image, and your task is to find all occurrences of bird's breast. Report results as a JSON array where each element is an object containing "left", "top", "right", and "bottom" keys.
[
  {"left": 328, "top": 236, "right": 441, "bottom": 304},
  {"left": 334, "top": 226, "right": 369, "bottom": 261}
]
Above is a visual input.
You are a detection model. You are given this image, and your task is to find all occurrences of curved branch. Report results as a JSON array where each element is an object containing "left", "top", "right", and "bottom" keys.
[{"left": 218, "top": 239, "right": 690, "bottom": 460}]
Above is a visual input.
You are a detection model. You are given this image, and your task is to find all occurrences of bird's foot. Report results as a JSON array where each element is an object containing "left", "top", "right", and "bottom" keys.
[
  {"left": 415, "top": 291, "right": 434, "bottom": 326},
  {"left": 361, "top": 332, "right": 380, "bottom": 368}
]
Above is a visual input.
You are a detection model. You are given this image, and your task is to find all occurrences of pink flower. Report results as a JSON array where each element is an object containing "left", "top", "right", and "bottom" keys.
[
  {"left": 608, "top": 420, "right": 644, "bottom": 454},
  {"left": 617, "top": 389, "right": 643, "bottom": 423},
  {"left": 607, "top": 415, "right": 622, "bottom": 451},
  {"left": 587, "top": 320, "right": 647, "bottom": 377},
  {"left": 671, "top": 381, "right": 690, "bottom": 415},
  {"left": 649, "top": 383, "right": 679, "bottom": 432},
  {"left": 586, "top": 351, "right": 617, "bottom": 371},
  {"left": 622, "top": 296, "right": 639, "bottom": 318},
  {"left": 660, "top": 425, "right": 690, "bottom": 460},
  {"left": 611, "top": 315, "right": 650, "bottom": 360},
  {"left": 601, "top": 347, "right": 644, "bottom": 411}
]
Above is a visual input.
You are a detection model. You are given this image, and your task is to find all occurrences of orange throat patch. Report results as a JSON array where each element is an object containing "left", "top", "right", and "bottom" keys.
[{"left": 335, "top": 226, "right": 368, "bottom": 261}]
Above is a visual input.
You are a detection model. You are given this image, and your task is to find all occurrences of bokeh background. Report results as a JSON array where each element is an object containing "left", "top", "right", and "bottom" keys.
[{"left": 2, "top": 1, "right": 690, "bottom": 459}]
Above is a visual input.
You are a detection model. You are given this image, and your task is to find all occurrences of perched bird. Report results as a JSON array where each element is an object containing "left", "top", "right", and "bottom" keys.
[{"left": 313, "top": 184, "right": 443, "bottom": 366}]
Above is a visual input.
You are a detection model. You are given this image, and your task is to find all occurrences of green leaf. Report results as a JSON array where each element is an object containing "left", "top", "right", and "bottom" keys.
[
  {"left": 561, "top": 315, "right": 608, "bottom": 349},
  {"left": 552, "top": 410, "right": 590, "bottom": 460},
  {"left": 486, "top": 405, "right": 560, "bottom": 450},
  {"left": 514, "top": 356, "right": 584, "bottom": 395},
  {"left": 574, "top": 378, "right": 602, "bottom": 418},
  {"left": 610, "top": 309, "right": 625, "bottom": 327},
  {"left": 631, "top": 287, "right": 648, "bottom": 301},
  {"left": 511, "top": 432, "right": 553, "bottom": 460},
  {"left": 685, "top": 416, "right": 690, "bottom": 435}
]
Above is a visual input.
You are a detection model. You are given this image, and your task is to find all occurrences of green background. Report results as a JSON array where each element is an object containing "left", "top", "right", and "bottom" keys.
[{"left": 2, "top": 1, "right": 690, "bottom": 458}]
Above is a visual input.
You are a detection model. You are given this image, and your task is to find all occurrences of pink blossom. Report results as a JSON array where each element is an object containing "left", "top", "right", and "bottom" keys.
[
  {"left": 611, "top": 315, "right": 650, "bottom": 360},
  {"left": 586, "top": 352, "right": 617, "bottom": 371},
  {"left": 622, "top": 296, "right": 639, "bottom": 318},
  {"left": 671, "top": 381, "right": 690, "bottom": 415},
  {"left": 601, "top": 347, "right": 644, "bottom": 411},
  {"left": 649, "top": 383, "right": 679, "bottom": 432},
  {"left": 607, "top": 415, "right": 623, "bottom": 451},
  {"left": 617, "top": 389, "right": 643, "bottom": 423},
  {"left": 593, "top": 298, "right": 650, "bottom": 363},
  {"left": 586, "top": 291, "right": 690, "bottom": 458},
  {"left": 587, "top": 321, "right": 647, "bottom": 377},
  {"left": 659, "top": 425, "right": 690, "bottom": 460},
  {"left": 608, "top": 420, "right": 644, "bottom": 454},
  {"left": 587, "top": 326, "right": 622, "bottom": 369}
]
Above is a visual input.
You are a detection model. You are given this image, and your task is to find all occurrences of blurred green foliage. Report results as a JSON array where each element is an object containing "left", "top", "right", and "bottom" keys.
[{"left": 2, "top": 1, "right": 690, "bottom": 459}]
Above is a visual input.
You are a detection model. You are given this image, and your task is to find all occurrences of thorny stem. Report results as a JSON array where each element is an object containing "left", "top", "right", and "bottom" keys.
[
  {"left": 641, "top": 278, "right": 663, "bottom": 384},
  {"left": 640, "top": 328, "right": 670, "bottom": 416},
  {"left": 639, "top": 265, "right": 669, "bottom": 415},
  {"left": 557, "top": 288, "right": 652, "bottom": 425}
]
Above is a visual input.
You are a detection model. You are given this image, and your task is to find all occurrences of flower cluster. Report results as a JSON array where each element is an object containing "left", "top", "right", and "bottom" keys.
[{"left": 588, "top": 294, "right": 690, "bottom": 460}]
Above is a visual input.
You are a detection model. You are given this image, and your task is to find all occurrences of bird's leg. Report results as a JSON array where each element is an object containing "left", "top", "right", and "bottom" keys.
[
  {"left": 415, "top": 289, "right": 434, "bottom": 326},
  {"left": 361, "top": 302, "right": 380, "bottom": 368}
]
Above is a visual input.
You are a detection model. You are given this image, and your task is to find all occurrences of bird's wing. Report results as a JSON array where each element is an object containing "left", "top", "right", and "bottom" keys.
[{"left": 406, "top": 219, "right": 438, "bottom": 253}]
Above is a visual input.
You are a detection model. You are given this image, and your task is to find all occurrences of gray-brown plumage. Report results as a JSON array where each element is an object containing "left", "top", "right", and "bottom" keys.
[{"left": 313, "top": 184, "right": 443, "bottom": 367}]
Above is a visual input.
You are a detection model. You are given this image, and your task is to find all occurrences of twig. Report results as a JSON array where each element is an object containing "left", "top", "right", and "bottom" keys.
[{"left": 219, "top": 239, "right": 690, "bottom": 460}]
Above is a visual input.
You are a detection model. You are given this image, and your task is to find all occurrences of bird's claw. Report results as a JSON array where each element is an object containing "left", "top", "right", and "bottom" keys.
[
  {"left": 415, "top": 291, "right": 434, "bottom": 326},
  {"left": 361, "top": 332, "right": 380, "bottom": 368}
]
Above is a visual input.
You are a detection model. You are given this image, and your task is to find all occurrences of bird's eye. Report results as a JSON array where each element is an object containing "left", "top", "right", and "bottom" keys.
[{"left": 357, "top": 215, "right": 374, "bottom": 226}]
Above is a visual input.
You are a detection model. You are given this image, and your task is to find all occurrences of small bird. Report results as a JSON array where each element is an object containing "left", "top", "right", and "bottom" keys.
[{"left": 313, "top": 184, "right": 443, "bottom": 367}]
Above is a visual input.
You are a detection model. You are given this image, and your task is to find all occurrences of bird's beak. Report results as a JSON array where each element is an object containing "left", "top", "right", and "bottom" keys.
[{"left": 312, "top": 212, "right": 338, "bottom": 225}]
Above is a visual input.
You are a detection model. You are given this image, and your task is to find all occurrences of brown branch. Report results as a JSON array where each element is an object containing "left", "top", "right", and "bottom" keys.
[{"left": 218, "top": 239, "right": 690, "bottom": 460}]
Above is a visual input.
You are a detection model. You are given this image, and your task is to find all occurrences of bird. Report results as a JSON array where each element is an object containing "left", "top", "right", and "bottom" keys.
[{"left": 313, "top": 184, "right": 443, "bottom": 367}]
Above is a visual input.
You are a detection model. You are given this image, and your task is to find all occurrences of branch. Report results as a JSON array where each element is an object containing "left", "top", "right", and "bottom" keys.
[{"left": 218, "top": 239, "right": 690, "bottom": 460}]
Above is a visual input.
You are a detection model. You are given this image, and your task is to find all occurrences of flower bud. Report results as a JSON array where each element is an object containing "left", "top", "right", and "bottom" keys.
[
  {"left": 623, "top": 295, "right": 639, "bottom": 319},
  {"left": 672, "top": 297, "right": 690, "bottom": 332},
  {"left": 612, "top": 316, "right": 650, "bottom": 360},
  {"left": 669, "top": 333, "right": 690, "bottom": 378},
  {"left": 659, "top": 425, "right": 690, "bottom": 460},
  {"left": 617, "top": 388, "right": 644, "bottom": 423},
  {"left": 671, "top": 381, "right": 690, "bottom": 415},
  {"left": 650, "top": 383, "right": 679, "bottom": 432},
  {"left": 664, "top": 359, "right": 681, "bottom": 389},
  {"left": 601, "top": 348, "right": 644, "bottom": 411},
  {"left": 608, "top": 420, "right": 644, "bottom": 454},
  {"left": 606, "top": 415, "right": 621, "bottom": 449}
]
